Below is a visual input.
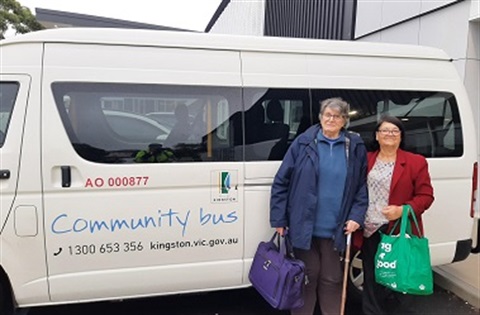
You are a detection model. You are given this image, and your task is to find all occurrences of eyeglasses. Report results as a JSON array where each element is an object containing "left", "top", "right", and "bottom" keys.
[
  {"left": 377, "top": 129, "right": 401, "bottom": 136},
  {"left": 322, "top": 113, "right": 343, "bottom": 121}
]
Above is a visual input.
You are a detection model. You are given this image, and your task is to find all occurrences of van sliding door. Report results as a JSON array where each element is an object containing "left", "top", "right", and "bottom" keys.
[
  {"left": 41, "top": 43, "right": 245, "bottom": 302},
  {"left": 239, "top": 51, "right": 313, "bottom": 274}
]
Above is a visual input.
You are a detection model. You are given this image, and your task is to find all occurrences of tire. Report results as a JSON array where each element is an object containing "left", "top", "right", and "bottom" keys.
[
  {"left": 0, "top": 278, "right": 14, "bottom": 315},
  {"left": 347, "top": 249, "right": 364, "bottom": 303},
  {"left": 0, "top": 281, "right": 6, "bottom": 314}
]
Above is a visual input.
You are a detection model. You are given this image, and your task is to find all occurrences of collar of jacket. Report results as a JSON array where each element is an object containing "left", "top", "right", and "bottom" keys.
[
  {"left": 298, "top": 124, "right": 354, "bottom": 146},
  {"left": 368, "top": 149, "right": 408, "bottom": 171}
]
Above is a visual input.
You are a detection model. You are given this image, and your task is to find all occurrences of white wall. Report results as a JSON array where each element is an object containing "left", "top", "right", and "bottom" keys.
[
  {"left": 356, "top": 0, "right": 480, "bottom": 308},
  {"left": 209, "top": 0, "right": 265, "bottom": 36},
  {"left": 355, "top": 0, "right": 457, "bottom": 37},
  {"left": 471, "top": 0, "right": 480, "bottom": 20},
  {"left": 357, "top": 1, "right": 472, "bottom": 82},
  {"left": 465, "top": 20, "right": 480, "bottom": 142}
]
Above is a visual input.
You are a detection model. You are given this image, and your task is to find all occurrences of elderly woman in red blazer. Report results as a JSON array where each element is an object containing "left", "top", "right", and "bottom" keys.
[{"left": 361, "top": 115, "right": 434, "bottom": 315}]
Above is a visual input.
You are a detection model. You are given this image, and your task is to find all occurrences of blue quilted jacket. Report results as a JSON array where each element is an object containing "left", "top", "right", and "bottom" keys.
[{"left": 270, "top": 124, "right": 368, "bottom": 252}]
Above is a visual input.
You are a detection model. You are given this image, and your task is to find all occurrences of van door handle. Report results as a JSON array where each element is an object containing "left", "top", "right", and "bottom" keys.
[
  {"left": 61, "top": 166, "right": 71, "bottom": 188},
  {"left": 0, "top": 170, "right": 10, "bottom": 179}
]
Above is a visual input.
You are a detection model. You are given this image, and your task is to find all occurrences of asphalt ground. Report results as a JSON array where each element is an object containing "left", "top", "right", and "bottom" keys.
[{"left": 26, "top": 285, "right": 479, "bottom": 315}]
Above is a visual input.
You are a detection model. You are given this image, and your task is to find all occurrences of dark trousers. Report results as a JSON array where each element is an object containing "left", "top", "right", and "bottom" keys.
[
  {"left": 292, "top": 238, "right": 342, "bottom": 315},
  {"left": 362, "top": 229, "right": 420, "bottom": 315}
]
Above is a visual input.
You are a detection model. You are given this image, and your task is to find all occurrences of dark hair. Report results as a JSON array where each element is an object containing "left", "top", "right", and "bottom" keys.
[{"left": 371, "top": 115, "right": 406, "bottom": 151}]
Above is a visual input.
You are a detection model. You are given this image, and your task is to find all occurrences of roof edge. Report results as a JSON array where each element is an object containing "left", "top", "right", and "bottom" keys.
[{"left": 0, "top": 28, "right": 452, "bottom": 62}]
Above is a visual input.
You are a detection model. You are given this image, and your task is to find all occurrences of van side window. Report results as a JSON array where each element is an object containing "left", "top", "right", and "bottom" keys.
[
  {"left": 0, "top": 82, "right": 19, "bottom": 147},
  {"left": 242, "top": 88, "right": 310, "bottom": 161},
  {"left": 243, "top": 88, "right": 464, "bottom": 160},
  {"left": 51, "top": 83, "right": 242, "bottom": 163},
  {"left": 312, "top": 89, "right": 463, "bottom": 157},
  {"left": 52, "top": 84, "right": 464, "bottom": 162}
]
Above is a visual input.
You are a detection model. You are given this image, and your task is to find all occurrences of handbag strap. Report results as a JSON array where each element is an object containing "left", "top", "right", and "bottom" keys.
[
  {"left": 270, "top": 230, "right": 298, "bottom": 259},
  {"left": 389, "top": 209, "right": 404, "bottom": 235},
  {"left": 391, "top": 204, "right": 423, "bottom": 238},
  {"left": 399, "top": 205, "right": 410, "bottom": 236},
  {"left": 271, "top": 231, "right": 282, "bottom": 249},
  {"left": 406, "top": 205, "right": 423, "bottom": 237},
  {"left": 273, "top": 230, "right": 296, "bottom": 259},
  {"left": 284, "top": 231, "right": 296, "bottom": 259}
]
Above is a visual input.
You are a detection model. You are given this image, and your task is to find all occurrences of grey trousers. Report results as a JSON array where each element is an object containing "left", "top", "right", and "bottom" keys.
[{"left": 292, "top": 238, "right": 343, "bottom": 315}]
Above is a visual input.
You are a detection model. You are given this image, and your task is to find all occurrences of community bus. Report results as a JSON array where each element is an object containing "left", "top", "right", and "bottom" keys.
[{"left": 0, "top": 28, "right": 478, "bottom": 313}]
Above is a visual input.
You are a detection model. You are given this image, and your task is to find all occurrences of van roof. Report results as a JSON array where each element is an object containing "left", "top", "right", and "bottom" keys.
[{"left": 1, "top": 28, "right": 451, "bottom": 61}]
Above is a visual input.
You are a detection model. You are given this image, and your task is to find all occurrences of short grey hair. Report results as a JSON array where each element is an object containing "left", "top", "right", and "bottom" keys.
[{"left": 318, "top": 97, "right": 350, "bottom": 126}]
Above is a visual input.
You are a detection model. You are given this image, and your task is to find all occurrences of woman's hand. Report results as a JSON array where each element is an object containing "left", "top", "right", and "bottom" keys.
[
  {"left": 344, "top": 220, "right": 360, "bottom": 234},
  {"left": 381, "top": 205, "right": 403, "bottom": 221},
  {"left": 276, "top": 227, "right": 285, "bottom": 236}
]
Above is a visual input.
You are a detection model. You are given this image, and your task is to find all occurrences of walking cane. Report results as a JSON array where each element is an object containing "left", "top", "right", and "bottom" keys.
[{"left": 340, "top": 233, "right": 352, "bottom": 315}]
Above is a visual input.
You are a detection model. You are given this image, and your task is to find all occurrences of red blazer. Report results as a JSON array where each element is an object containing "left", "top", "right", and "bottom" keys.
[{"left": 354, "top": 149, "right": 434, "bottom": 249}]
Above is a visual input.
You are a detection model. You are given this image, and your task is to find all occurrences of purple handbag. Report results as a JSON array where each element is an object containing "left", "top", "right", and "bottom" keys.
[{"left": 248, "top": 232, "right": 306, "bottom": 310}]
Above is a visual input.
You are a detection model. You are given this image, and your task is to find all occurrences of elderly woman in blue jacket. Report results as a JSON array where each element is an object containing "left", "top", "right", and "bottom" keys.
[{"left": 270, "top": 97, "right": 368, "bottom": 315}]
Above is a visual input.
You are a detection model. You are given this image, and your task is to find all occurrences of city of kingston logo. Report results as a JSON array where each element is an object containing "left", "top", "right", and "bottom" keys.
[{"left": 220, "top": 171, "right": 231, "bottom": 194}]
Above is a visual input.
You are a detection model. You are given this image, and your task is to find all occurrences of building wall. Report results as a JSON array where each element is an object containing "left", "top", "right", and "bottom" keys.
[
  {"left": 355, "top": 0, "right": 458, "bottom": 38},
  {"left": 208, "top": 0, "right": 356, "bottom": 39},
  {"left": 208, "top": 0, "right": 266, "bottom": 36},
  {"left": 472, "top": 0, "right": 480, "bottom": 19},
  {"left": 356, "top": 0, "right": 480, "bottom": 308},
  {"left": 356, "top": 1, "right": 470, "bottom": 75},
  {"left": 263, "top": 0, "right": 355, "bottom": 39}
]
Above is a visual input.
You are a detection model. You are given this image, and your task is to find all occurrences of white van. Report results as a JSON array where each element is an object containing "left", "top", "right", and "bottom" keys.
[{"left": 0, "top": 28, "right": 478, "bottom": 313}]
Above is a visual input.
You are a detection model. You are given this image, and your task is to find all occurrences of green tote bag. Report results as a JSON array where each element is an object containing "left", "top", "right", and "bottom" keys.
[{"left": 374, "top": 205, "right": 433, "bottom": 295}]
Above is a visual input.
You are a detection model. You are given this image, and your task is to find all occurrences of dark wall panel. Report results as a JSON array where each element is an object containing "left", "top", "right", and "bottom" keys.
[{"left": 264, "top": 0, "right": 356, "bottom": 40}]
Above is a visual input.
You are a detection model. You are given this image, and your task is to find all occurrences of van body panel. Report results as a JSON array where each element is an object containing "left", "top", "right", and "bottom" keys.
[
  {"left": 240, "top": 49, "right": 477, "bottom": 266},
  {"left": 2, "top": 28, "right": 451, "bottom": 61},
  {"left": 0, "top": 72, "right": 49, "bottom": 305},
  {"left": 48, "top": 261, "right": 244, "bottom": 301},
  {"left": 40, "top": 43, "right": 245, "bottom": 301},
  {"left": 241, "top": 51, "right": 458, "bottom": 90},
  {"left": 0, "top": 29, "right": 476, "bottom": 308},
  {"left": 42, "top": 43, "right": 242, "bottom": 86}
]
